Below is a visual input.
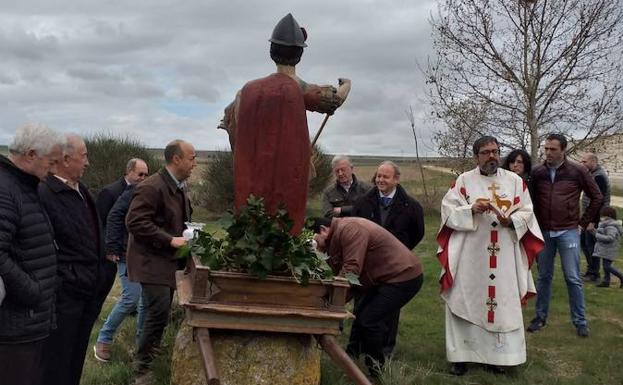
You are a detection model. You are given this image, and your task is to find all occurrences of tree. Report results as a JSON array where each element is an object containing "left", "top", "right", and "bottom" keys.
[
  {"left": 433, "top": 99, "right": 489, "bottom": 174},
  {"left": 83, "top": 134, "right": 162, "bottom": 194},
  {"left": 427, "top": 0, "right": 623, "bottom": 159}
]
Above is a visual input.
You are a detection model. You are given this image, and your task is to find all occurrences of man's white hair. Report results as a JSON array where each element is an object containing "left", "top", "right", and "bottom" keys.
[
  {"left": 8, "top": 123, "right": 64, "bottom": 156},
  {"left": 331, "top": 155, "right": 353, "bottom": 168},
  {"left": 61, "top": 133, "right": 83, "bottom": 155}
]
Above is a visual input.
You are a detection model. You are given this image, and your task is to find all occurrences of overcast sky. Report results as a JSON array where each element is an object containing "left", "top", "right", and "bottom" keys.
[{"left": 0, "top": 0, "right": 438, "bottom": 156}]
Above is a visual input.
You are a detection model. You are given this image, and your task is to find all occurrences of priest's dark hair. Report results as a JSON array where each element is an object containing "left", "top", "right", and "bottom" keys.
[
  {"left": 310, "top": 217, "right": 332, "bottom": 234},
  {"left": 472, "top": 136, "right": 499, "bottom": 155},
  {"left": 270, "top": 43, "right": 303, "bottom": 66}
]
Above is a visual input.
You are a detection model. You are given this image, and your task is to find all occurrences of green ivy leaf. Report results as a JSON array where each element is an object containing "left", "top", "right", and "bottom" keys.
[{"left": 344, "top": 272, "right": 362, "bottom": 286}]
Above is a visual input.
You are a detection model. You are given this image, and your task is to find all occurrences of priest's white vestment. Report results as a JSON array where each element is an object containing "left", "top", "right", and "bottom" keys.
[{"left": 437, "top": 168, "right": 544, "bottom": 365}]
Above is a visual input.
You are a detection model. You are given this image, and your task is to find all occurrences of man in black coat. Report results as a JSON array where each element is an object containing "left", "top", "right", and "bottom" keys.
[
  {"left": 352, "top": 160, "right": 425, "bottom": 357},
  {"left": 94, "top": 159, "right": 149, "bottom": 315},
  {"left": 0, "top": 124, "right": 63, "bottom": 385},
  {"left": 38, "top": 134, "right": 107, "bottom": 385}
]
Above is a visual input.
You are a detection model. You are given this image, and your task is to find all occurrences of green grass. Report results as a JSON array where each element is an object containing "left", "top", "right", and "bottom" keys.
[{"left": 80, "top": 171, "right": 623, "bottom": 385}]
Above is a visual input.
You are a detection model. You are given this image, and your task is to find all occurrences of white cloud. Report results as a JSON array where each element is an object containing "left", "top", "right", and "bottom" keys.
[{"left": 0, "top": 0, "right": 438, "bottom": 155}]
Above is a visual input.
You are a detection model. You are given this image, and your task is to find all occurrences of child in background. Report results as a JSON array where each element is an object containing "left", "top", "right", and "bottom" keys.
[{"left": 592, "top": 206, "right": 623, "bottom": 288}]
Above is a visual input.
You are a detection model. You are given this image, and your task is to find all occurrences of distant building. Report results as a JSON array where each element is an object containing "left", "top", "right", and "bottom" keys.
[{"left": 580, "top": 133, "right": 623, "bottom": 189}]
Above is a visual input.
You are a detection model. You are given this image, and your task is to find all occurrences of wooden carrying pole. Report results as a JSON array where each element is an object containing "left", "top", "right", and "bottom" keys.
[
  {"left": 195, "top": 328, "right": 220, "bottom": 385},
  {"left": 317, "top": 335, "right": 373, "bottom": 385},
  {"left": 310, "top": 114, "right": 331, "bottom": 148}
]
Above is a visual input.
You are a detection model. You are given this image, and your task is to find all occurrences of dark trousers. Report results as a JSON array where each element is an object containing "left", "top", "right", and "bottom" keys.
[
  {"left": 581, "top": 230, "right": 601, "bottom": 277},
  {"left": 135, "top": 283, "right": 174, "bottom": 372},
  {"left": 346, "top": 274, "right": 423, "bottom": 374},
  {"left": 95, "top": 260, "right": 118, "bottom": 311},
  {"left": 41, "top": 290, "right": 103, "bottom": 385},
  {"left": 602, "top": 259, "right": 623, "bottom": 284},
  {"left": 0, "top": 339, "right": 45, "bottom": 385}
]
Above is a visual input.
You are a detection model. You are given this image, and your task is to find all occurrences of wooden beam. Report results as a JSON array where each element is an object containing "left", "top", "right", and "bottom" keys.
[
  {"left": 317, "top": 335, "right": 373, "bottom": 385},
  {"left": 195, "top": 328, "right": 220, "bottom": 385}
]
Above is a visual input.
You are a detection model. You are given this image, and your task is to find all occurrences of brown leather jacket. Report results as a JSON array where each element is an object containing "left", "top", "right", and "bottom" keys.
[
  {"left": 126, "top": 169, "right": 191, "bottom": 288},
  {"left": 326, "top": 217, "right": 423, "bottom": 288},
  {"left": 531, "top": 159, "right": 603, "bottom": 231}
]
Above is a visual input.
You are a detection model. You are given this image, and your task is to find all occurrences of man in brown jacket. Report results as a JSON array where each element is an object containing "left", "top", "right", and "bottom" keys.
[
  {"left": 312, "top": 217, "right": 423, "bottom": 377},
  {"left": 527, "top": 133, "right": 603, "bottom": 337},
  {"left": 126, "top": 139, "right": 196, "bottom": 377}
]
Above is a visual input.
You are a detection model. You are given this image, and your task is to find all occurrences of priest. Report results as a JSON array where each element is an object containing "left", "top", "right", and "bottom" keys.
[{"left": 436, "top": 136, "right": 544, "bottom": 376}]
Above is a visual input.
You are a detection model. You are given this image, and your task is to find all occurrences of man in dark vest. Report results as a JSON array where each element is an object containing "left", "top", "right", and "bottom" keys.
[
  {"left": 219, "top": 13, "right": 351, "bottom": 234},
  {"left": 579, "top": 152, "right": 610, "bottom": 282}
]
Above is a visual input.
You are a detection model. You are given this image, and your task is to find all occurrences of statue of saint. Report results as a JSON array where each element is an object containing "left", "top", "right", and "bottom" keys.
[{"left": 219, "top": 13, "right": 351, "bottom": 234}]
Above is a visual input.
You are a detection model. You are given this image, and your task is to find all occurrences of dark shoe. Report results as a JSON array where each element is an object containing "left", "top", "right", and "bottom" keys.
[
  {"left": 483, "top": 364, "right": 506, "bottom": 374},
  {"left": 583, "top": 275, "right": 599, "bottom": 283},
  {"left": 596, "top": 281, "right": 610, "bottom": 288},
  {"left": 576, "top": 325, "right": 590, "bottom": 337},
  {"left": 527, "top": 317, "right": 546, "bottom": 333},
  {"left": 450, "top": 362, "right": 468, "bottom": 376},
  {"left": 93, "top": 342, "right": 111, "bottom": 362}
]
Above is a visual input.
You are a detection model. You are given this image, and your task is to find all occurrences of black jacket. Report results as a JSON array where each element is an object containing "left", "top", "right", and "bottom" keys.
[
  {"left": 0, "top": 155, "right": 57, "bottom": 343},
  {"left": 353, "top": 184, "right": 425, "bottom": 250},
  {"left": 96, "top": 177, "right": 128, "bottom": 229},
  {"left": 39, "top": 175, "right": 106, "bottom": 299},
  {"left": 105, "top": 185, "right": 135, "bottom": 261}
]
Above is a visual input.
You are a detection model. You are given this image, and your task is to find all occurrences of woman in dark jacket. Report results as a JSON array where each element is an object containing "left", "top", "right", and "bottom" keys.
[{"left": 502, "top": 149, "right": 532, "bottom": 181}]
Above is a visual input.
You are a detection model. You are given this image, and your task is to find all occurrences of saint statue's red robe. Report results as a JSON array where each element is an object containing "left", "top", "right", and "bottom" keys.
[{"left": 233, "top": 73, "right": 322, "bottom": 234}]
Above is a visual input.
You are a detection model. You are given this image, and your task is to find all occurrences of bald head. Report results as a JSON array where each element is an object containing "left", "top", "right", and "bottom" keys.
[
  {"left": 580, "top": 152, "right": 598, "bottom": 172},
  {"left": 164, "top": 139, "right": 196, "bottom": 182}
]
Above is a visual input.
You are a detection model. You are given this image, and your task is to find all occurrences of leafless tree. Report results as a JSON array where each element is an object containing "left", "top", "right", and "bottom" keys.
[
  {"left": 432, "top": 99, "right": 488, "bottom": 174},
  {"left": 427, "top": 0, "right": 623, "bottom": 160}
]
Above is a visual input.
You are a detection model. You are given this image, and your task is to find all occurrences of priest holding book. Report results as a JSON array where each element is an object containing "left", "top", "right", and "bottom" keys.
[{"left": 436, "top": 136, "right": 544, "bottom": 376}]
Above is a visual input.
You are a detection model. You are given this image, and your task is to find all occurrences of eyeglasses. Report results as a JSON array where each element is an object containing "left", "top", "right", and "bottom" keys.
[{"left": 478, "top": 149, "right": 500, "bottom": 156}]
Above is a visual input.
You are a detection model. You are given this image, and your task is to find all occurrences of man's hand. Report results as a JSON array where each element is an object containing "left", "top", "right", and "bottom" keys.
[
  {"left": 333, "top": 207, "right": 342, "bottom": 215},
  {"left": 106, "top": 254, "right": 120, "bottom": 263},
  {"left": 496, "top": 213, "right": 512, "bottom": 227},
  {"left": 170, "top": 237, "right": 187, "bottom": 249},
  {"left": 586, "top": 222, "right": 595, "bottom": 232},
  {"left": 472, "top": 199, "right": 490, "bottom": 215}
]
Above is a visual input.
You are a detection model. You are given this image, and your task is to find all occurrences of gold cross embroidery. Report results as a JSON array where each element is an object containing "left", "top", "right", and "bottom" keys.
[
  {"left": 486, "top": 297, "right": 498, "bottom": 312},
  {"left": 488, "top": 183, "right": 501, "bottom": 201},
  {"left": 487, "top": 243, "right": 500, "bottom": 256}
]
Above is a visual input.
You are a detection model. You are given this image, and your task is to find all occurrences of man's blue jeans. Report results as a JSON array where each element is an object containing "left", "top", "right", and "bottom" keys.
[
  {"left": 535, "top": 230, "right": 588, "bottom": 327},
  {"left": 97, "top": 262, "right": 144, "bottom": 344}
]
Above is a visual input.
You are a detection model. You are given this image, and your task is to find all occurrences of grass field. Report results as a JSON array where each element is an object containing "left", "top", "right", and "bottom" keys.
[{"left": 80, "top": 166, "right": 623, "bottom": 385}]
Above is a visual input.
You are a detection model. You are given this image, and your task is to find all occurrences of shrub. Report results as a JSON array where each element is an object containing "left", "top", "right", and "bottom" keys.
[
  {"left": 195, "top": 145, "right": 333, "bottom": 215},
  {"left": 82, "top": 134, "right": 162, "bottom": 194}
]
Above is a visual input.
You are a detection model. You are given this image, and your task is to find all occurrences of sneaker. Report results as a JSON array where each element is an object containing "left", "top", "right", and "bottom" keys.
[
  {"left": 527, "top": 317, "right": 546, "bottom": 333},
  {"left": 596, "top": 281, "right": 610, "bottom": 288},
  {"left": 450, "top": 362, "right": 468, "bottom": 376},
  {"left": 93, "top": 342, "right": 111, "bottom": 362},
  {"left": 576, "top": 325, "right": 590, "bottom": 338}
]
